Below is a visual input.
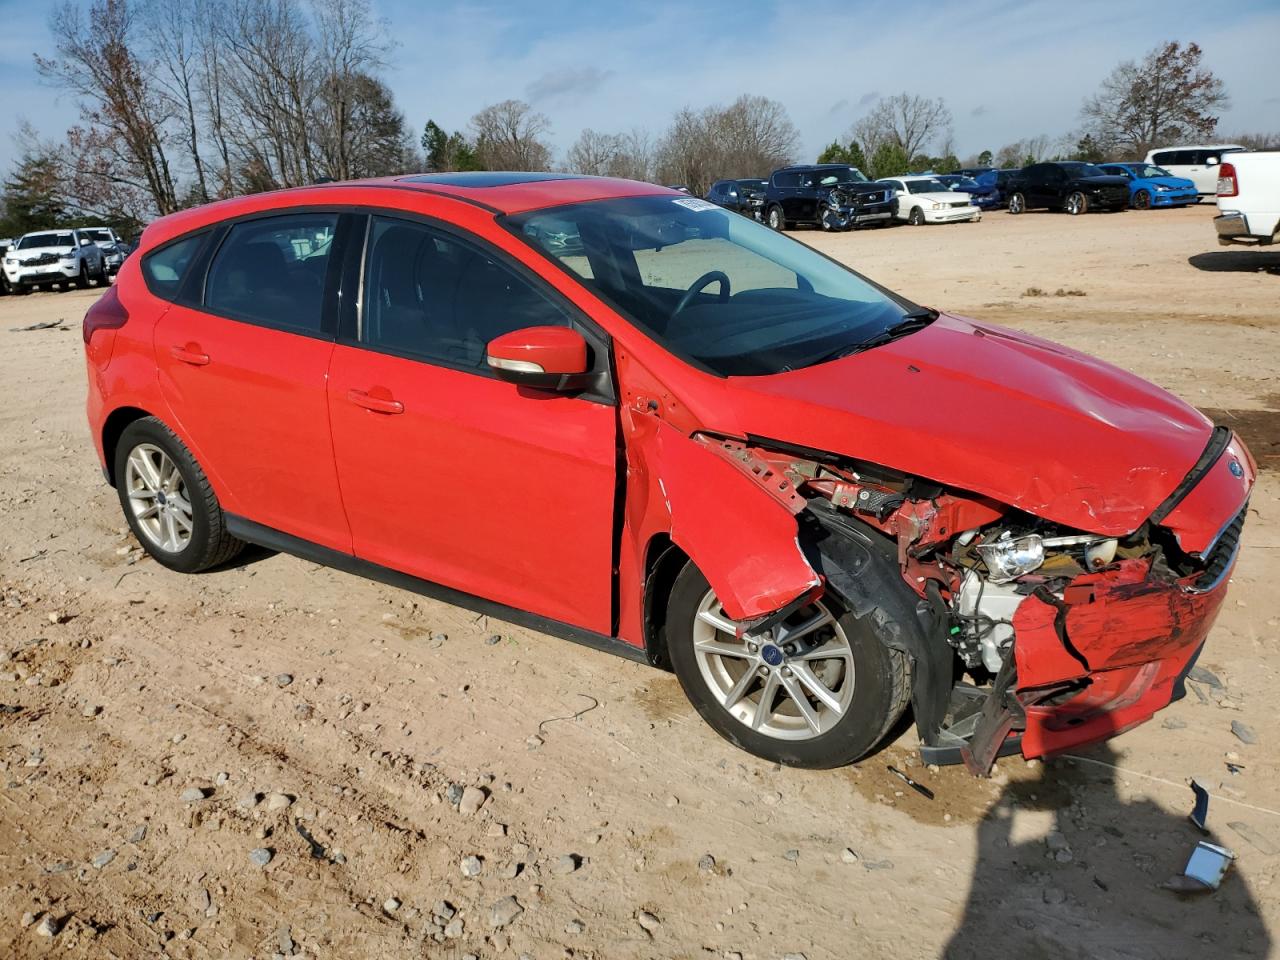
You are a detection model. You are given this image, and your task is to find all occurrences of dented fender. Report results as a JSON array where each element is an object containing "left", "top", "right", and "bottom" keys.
[{"left": 647, "top": 421, "right": 821, "bottom": 622}]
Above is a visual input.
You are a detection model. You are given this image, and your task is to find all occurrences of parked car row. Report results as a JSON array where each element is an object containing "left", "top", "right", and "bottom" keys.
[
  {"left": 0, "top": 226, "right": 132, "bottom": 294},
  {"left": 702, "top": 144, "right": 1247, "bottom": 231}
]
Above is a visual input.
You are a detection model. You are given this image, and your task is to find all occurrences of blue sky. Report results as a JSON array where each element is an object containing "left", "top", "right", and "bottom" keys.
[{"left": 2, "top": 0, "right": 1278, "bottom": 176}]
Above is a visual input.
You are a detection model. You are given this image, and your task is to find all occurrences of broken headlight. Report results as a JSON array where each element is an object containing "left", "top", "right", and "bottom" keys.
[{"left": 976, "top": 534, "right": 1044, "bottom": 583}]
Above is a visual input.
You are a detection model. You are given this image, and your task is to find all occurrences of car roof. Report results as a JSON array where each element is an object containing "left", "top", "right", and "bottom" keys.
[
  {"left": 1147, "top": 144, "right": 1244, "bottom": 152},
  {"left": 136, "top": 172, "right": 678, "bottom": 249}
]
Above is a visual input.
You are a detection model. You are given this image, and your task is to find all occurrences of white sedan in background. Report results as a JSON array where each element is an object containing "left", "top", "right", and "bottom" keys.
[{"left": 878, "top": 176, "right": 982, "bottom": 225}]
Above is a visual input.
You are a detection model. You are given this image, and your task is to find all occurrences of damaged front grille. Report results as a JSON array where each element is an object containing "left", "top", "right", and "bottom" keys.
[{"left": 1193, "top": 505, "right": 1246, "bottom": 592}]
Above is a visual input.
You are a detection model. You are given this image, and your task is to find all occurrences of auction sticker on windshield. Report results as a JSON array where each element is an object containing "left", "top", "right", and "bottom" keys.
[{"left": 672, "top": 198, "right": 719, "bottom": 212}]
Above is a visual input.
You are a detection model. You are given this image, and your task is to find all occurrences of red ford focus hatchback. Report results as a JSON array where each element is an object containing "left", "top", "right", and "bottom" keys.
[{"left": 83, "top": 172, "right": 1254, "bottom": 773}]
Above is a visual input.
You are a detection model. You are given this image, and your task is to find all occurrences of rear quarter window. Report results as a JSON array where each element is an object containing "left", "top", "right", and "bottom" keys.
[{"left": 141, "top": 232, "right": 208, "bottom": 301}]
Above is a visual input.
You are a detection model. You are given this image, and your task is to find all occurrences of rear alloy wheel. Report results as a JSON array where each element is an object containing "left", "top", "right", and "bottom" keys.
[
  {"left": 115, "top": 417, "right": 244, "bottom": 573},
  {"left": 767, "top": 205, "right": 786, "bottom": 231},
  {"left": 907, "top": 207, "right": 926, "bottom": 226},
  {"left": 1133, "top": 189, "right": 1151, "bottom": 210},
  {"left": 666, "top": 563, "right": 909, "bottom": 768},
  {"left": 1064, "top": 191, "right": 1088, "bottom": 215},
  {"left": 1007, "top": 192, "right": 1026, "bottom": 214}
]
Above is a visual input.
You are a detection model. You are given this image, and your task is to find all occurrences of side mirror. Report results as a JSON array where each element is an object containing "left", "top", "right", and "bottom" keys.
[
  {"left": 1205, "top": 157, "right": 1219, "bottom": 167},
  {"left": 80, "top": 237, "right": 93, "bottom": 246},
  {"left": 486, "top": 326, "right": 590, "bottom": 391}
]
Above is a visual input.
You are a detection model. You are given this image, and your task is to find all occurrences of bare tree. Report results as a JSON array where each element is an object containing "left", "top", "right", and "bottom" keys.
[
  {"left": 311, "top": 0, "right": 392, "bottom": 181},
  {"left": 565, "top": 129, "right": 625, "bottom": 176},
  {"left": 993, "top": 134, "right": 1053, "bottom": 169},
  {"left": 656, "top": 95, "right": 798, "bottom": 194},
  {"left": 470, "top": 100, "right": 552, "bottom": 171},
  {"left": 1081, "top": 41, "right": 1228, "bottom": 158},
  {"left": 216, "top": 0, "right": 319, "bottom": 189},
  {"left": 139, "top": 0, "right": 210, "bottom": 202},
  {"left": 850, "top": 93, "right": 952, "bottom": 161},
  {"left": 611, "top": 129, "right": 655, "bottom": 182},
  {"left": 37, "top": 0, "right": 180, "bottom": 216}
]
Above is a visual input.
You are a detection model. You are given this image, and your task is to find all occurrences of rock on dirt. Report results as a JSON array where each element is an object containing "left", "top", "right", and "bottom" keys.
[{"left": 489, "top": 895, "right": 523, "bottom": 928}]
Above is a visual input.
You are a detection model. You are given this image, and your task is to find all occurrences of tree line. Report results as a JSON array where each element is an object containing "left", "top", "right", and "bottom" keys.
[{"left": 3, "top": 19, "right": 1276, "bottom": 240}]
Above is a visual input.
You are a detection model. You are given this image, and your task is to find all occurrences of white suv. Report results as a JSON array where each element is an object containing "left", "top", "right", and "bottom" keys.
[
  {"left": 2, "top": 228, "right": 108, "bottom": 292},
  {"left": 1144, "top": 144, "right": 1245, "bottom": 195}
]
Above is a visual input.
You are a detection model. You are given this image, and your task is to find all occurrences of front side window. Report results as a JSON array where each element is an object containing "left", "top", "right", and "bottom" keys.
[
  {"left": 509, "top": 195, "right": 912, "bottom": 377},
  {"left": 360, "top": 216, "right": 571, "bottom": 371},
  {"left": 142, "top": 232, "right": 207, "bottom": 300},
  {"left": 773, "top": 172, "right": 800, "bottom": 188},
  {"left": 205, "top": 213, "right": 337, "bottom": 334}
]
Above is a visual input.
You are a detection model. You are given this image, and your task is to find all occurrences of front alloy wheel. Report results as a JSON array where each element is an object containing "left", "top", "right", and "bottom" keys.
[
  {"left": 666, "top": 563, "right": 909, "bottom": 768},
  {"left": 1007, "top": 192, "right": 1025, "bottom": 214},
  {"left": 1133, "top": 189, "right": 1151, "bottom": 210},
  {"left": 692, "top": 589, "right": 854, "bottom": 739},
  {"left": 908, "top": 207, "right": 925, "bottom": 226},
  {"left": 767, "top": 206, "right": 785, "bottom": 231},
  {"left": 1064, "top": 191, "right": 1088, "bottom": 215}
]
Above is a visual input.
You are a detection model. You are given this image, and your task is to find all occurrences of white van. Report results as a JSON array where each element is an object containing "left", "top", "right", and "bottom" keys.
[{"left": 1145, "top": 144, "right": 1245, "bottom": 195}]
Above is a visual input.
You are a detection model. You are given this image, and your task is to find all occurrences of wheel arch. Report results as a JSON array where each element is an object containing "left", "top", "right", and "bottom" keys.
[
  {"left": 642, "top": 533, "right": 689, "bottom": 671},
  {"left": 101, "top": 405, "right": 155, "bottom": 485}
]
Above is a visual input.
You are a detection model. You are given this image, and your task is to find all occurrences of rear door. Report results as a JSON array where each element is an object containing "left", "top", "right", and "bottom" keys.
[
  {"left": 326, "top": 214, "right": 617, "bottom": 632},
  {"left": 153, "top": 211, "right": 353, "bottom": 552}
]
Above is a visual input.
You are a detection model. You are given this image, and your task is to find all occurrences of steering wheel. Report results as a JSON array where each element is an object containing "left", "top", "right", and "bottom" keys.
[{"left": 672, "top": 271, "right": 731, "bottom": 317}]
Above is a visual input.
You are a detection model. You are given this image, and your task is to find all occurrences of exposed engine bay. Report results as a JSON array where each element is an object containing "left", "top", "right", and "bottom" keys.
[{"left": 692, "top": 430, "right": 1251, "bottom": 774}]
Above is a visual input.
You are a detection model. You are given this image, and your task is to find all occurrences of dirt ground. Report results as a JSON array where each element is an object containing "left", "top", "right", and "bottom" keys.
[{"left": 1, "top": 202, "right": 1277, "bottom": 959}]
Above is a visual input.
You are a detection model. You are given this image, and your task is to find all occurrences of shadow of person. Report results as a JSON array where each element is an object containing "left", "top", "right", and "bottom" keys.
[{"left": 942, "top": 740, "right": 1271, "bottom": 960}]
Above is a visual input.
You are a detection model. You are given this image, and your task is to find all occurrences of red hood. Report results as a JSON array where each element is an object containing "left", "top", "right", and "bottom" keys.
[{"left": 722, "top": 313, "right": 1212, "bottom": 536}]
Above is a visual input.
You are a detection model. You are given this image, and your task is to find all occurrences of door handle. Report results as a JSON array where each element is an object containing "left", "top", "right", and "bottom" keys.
[
  {"left": 170, "top": 344, "right": 210, "bottom": 365},
  {"left": 347, "top": 388, "right": 404, "bottom": 415}
]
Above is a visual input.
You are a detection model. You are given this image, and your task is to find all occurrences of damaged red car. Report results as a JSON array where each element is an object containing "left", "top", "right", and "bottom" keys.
[{"left": 83, "top": 173, "right": 1254, "bottom": 773}]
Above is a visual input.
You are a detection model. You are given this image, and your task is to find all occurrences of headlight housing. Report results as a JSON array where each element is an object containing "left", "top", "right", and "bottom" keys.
[
  {"left": 930, "top": 201, "right": 944, "bottom": 210},
  {"left": 976, "top": 535, "right": 1044, "bottom": 583}
]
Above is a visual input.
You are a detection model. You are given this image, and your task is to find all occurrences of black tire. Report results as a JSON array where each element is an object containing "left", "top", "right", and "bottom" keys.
[
  {"left": 665, "top": 562, "right": 910, "bottom": 769},
  {"left": 1007, "top": 192, "right": 1026, "bottom": 214},
  {"left": 907, "top": 206, "right": 925, "bottom": 226},
  {"left": 767, "top": 205, "right": 786, "bottom": 231},
  {"left": 114, "top": 417, "right": 244, "bottom": 573},
  {"left": 93, "top": 260, "right": 109, "bottom": 286},
  {"left": 75, "top": 263, "right": 89, "bottom": 289},
  {"left": 1133, "top": 189, "right": 1151, "bottom": 210}
]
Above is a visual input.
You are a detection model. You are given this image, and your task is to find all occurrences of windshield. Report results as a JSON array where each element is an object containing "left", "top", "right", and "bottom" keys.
[
  {"left": 1058, "top": 162, "right": 1107, "bottom": 178},
  {"left": 18, "top": 232, "right": 74, "bottom": 249},
  {"left": 1132, "top": 164, "right": 1173, "bottom": 178},
  {"left": 508, "top": 195, "right": 911, "bottom": 377},
  {"left": 907, "top": 179, "right": 949, "bottom": 194},
  {"left": 814, "top": 166, "right": 868, "bottom": 185},
  {"left": 83, "top": 228, "right": 113, "bottom": 242},
  {"left": 737, "top": 179, "right": 767, "bottom": 191}
]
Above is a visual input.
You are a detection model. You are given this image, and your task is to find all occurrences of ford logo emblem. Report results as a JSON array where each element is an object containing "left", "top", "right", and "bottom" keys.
[{"left": 1228, "top": 458, "right": 1244, "bottom": 478}]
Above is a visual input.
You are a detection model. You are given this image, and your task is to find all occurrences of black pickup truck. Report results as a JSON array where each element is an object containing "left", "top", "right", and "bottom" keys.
[{"left": 763, "top": 164, "right": 895, "bottom": 231}]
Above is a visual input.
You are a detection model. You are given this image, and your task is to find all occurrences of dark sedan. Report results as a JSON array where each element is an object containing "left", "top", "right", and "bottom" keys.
[
  {"left": 1006, "top": 162, "right": 1129, "bottom": 215},
  {"left": 935, "top": 174, "right": 999, "bottom": 210},
  {"left": 705, "top": 178, "right": 768, "bottom": 219}
]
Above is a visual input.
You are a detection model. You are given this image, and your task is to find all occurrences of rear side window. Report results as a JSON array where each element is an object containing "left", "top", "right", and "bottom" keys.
[
  {"left": 1151, "top": 151, "right": 1173, "bottom": 165},
  {"left": 142, "top": 233, "right": 207, "bottom": 300},
  {"left": 360, "top": 215, "right": 572, "bottom": 373},
  {"left": 205, "top": 213, "right": 338, "bottom": 335}
]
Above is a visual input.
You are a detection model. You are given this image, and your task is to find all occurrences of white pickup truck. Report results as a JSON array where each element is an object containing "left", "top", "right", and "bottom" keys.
[{"left": 1215, "top": 152, "right": 1280, "bottom": 246}]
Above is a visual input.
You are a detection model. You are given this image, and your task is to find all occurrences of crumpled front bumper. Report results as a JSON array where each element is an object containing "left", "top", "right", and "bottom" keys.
[{"left": 1011, "top": 551, "right": 1235, "bottom": 760}]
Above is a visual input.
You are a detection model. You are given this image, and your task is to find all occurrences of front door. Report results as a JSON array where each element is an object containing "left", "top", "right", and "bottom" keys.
[
  {"left": 153, "top": 211, "right": 352, "bottom": 552},
  {"left": 326, "top": 215, "right": 617, "bottom": 633}
]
